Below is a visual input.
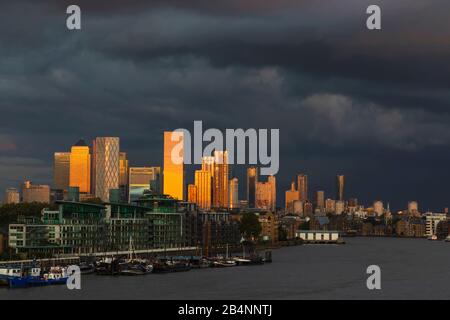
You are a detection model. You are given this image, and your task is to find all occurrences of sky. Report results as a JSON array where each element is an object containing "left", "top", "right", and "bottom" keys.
[{"left": 1, "top": 0, "right": 450, "bottom": 211}]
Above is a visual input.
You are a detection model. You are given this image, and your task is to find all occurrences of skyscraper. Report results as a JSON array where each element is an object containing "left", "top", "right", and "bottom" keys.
[
  {"left": 53, "top": 152, "right": 70, "bottom": 191},
  {"left": 69, "top": 139, "right": 91, "bottom": 194},
  {"left": 119, "top": 152, "right": 129, "bottom": 200},
  {"left": 187, "top": 184, "right": 197, "bottom": 204},
  {"left": 336, "top": 174, "right": 345, "bottom": 201},
  {"left": 93, "top": 137, "right": 120, "bottom": 202},
  {"left": 247, "top": 167, "right": 258, "bottom": 208},
  {"left": 163, "top": 131, "right": 184, "bottom": 200},
  {"left": 314, "top": 190, "right": 325, "bottom": 211},
  {"left": 297, "top": 174, "right": 308, "bottom": 201},
  {"left": 285, "top": 182, "right": 300, "bottom": 214},
  {"left": 213, "top": 150, "right": 229, "bottom": 209},
  {"left": 256, "top": 175, "right": 276, "bottom": 212},
  {"left": 195, "top": 169, "right": 212, "bottom": 210},
  {"left": 229, "top": 177, "right": 239, "bottom": 209}
]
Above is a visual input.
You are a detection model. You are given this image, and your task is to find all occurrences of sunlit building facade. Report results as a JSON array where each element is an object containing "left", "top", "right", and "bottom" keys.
[
  {"left": 285, "top": 182, "right": 300, "bottom": 213},
  {"left": 163, "top": 131, "right": 184, "bottom": 200},
  {"left": 195, "top": 169, "right": 212, "bottom": 210},
  {"left": 4, "top": 188, "right": 20, "bottom": 204},
  {"left": 53, "top": 152, "right": 70, "bottom": 191},
  {"left": 22, "top": 181, "right": 50, "bottom": 203},
  {"left": 229, "top": 177, "right": 239, "bottom": 209},
  {"left": 336, "top": 174, "right": 345, "bottom": 201},
  {"left": 119, "top": 152, "right": 129, "bottom": 201},
  {"left": 213, "top": 150, "right": 229, "bottom": 209},
  {"left": 315, "top": 190, "right": 325, "bottom": 211},
  {"left": 69, "top": 140, "right": 91, "bottom": 194},
  {"left": 93, "top": 137, "right": 120, "bottom": 202},
  {"left": 187, "top": 184, "right": 197, "bottom": 204},
  {"left": 256, "top": 175, "right": 276, "bottom": 212},
  {"left": 297, "top": 174, "right": 308, "bottom": 201}
]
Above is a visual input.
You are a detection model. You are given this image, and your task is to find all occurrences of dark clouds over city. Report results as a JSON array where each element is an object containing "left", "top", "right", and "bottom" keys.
[{"left": 1, "top": 0, "right": 450, "bottom": 211}]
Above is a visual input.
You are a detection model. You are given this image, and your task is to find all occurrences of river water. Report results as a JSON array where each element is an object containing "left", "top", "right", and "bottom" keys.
[{"left": 1, "top": 237, "right": 450, "bottom": 300}]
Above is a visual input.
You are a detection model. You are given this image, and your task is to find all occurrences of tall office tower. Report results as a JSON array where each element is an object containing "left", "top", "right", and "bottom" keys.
[
  {"left": 53, "top": 152, "right": 70, "bottom": 191},
  {"left": 195, "top": 169, "right": 212, "bottom": 210},
  {"left": 202, "top": 156, "right": 215, "bottom": 177},
  {"left": 93, "top": 137, "right": 120, "bottom": 202},
  {"left": 297, "top": 174, "right": 308, "bottom": 201},
  {"left": 128, "top": 167, "right": 153, "bottom": 203},
  {"left": 314, "top": 190, "right": 325, "bottom": 211},
  {"left": 69, "top": 139, "right": 91, "bottom": 194},
  {"left": 22, "top": 181, "right": 50, "bottom": 203},
  {"left": 163, "top": 131, "right": 184, "bottom": 200},
  {"left": 255, "top": 175, "right": 276, "bottom": 212},
  {"left": 119, "top": 152, "right": 129, "bottom": 200},
  {"left": 4, "top": 188, "right": 20, "bottom": 204},
  {"left": 247, "top": 167, "right": 258, "bottom": 208},
  {"left": 336, "top": 174, "right": 345, "bottom": 201},
  {"left": 229, "top": 177, "right": 239, "bottom": 209},
  {"left": 213, "top": 150, "right": 229, "bottom": 209},
  {"left": 187, "top": 184, "right": 198, "bottom": 204},
  {"left": 285, "top": 182, "right": 300, "bottom": 213}
]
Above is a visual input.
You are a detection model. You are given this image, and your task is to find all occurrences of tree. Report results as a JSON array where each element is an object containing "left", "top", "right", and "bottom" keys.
[
  {"left": 239, "top": 212, "right": 262, "bottom": 240},
  {"left": 0, "top": 202, "right": 56, "bottom": 227}
]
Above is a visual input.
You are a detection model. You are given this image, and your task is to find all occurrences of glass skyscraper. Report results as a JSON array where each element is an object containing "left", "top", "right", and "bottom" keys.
[
  {"left": 92, "top": 137, "right": 120, "bottom": 202},
  {"left": 53, "top": 152, "right": 70, "bottom": 191}
]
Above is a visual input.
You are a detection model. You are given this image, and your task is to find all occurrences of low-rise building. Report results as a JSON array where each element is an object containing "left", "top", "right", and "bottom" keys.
[{"left": 425, "top": 213, "right": 447, "bottom": 237}]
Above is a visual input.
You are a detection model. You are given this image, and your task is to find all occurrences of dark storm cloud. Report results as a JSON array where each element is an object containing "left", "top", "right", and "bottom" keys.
[{"left": 1, "top": 0, "right": 450, "bottom": 210}]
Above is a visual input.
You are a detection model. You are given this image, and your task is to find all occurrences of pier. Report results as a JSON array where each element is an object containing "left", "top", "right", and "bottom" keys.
[{"left": 0, "top": 246, "right": 198, "bottom": 266}]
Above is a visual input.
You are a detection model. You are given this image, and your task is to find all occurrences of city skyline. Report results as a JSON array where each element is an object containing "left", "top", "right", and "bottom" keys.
[
  {"left": 2, "top": 1, "right": 450, "bottom": 211},
  {"left": 0, "top": 133, "right": 447, "bottom": 214}
]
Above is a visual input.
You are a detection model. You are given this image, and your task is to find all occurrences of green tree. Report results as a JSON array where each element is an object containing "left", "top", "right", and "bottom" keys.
[
  {"left": 239, "top": 212, "right": 262, "bottom": 240},
  {"left": 0, "top": 202, "right": 56, "bottom": 227}
]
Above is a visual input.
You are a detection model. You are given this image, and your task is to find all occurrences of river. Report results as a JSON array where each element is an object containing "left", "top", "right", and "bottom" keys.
[{"left": 1, "top": 237, "right": 450, "bottom": 300}]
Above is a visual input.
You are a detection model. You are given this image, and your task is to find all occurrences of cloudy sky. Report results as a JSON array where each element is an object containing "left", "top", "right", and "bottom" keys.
[{"left": 1, "top": 0, "right": 450, "bottom": 211}]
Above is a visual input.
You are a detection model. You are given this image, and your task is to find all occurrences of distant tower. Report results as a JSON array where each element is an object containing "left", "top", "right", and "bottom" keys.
[
  {"left": 336, "top": 174, "right": 345, "bottom": 201},
  {"left": 195, "top": 169, "right": 212, "bottom": 210},
  {"left": 213, "top": 150, "right": 229, "bottom": 209},
  {"left": 314, "top": 190, "right": 325, "bottom": 211},
  {"left": 69, "top": 139, "right": 91, "bottom": 194},
  {"left": 297, "top": 174, "right": 308, "bottom": 201},
  {"left": 229, "top": 177, "right": 239, "bottom": 209},
  {"left": 247, "top": 167, "right": 258, "bottom": 208},
  {"left": 163, "top": 131, "right": 184, "bottom": 200},
  {"left": 53, "top": 152, "right": 70, "bottom": 191}
]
